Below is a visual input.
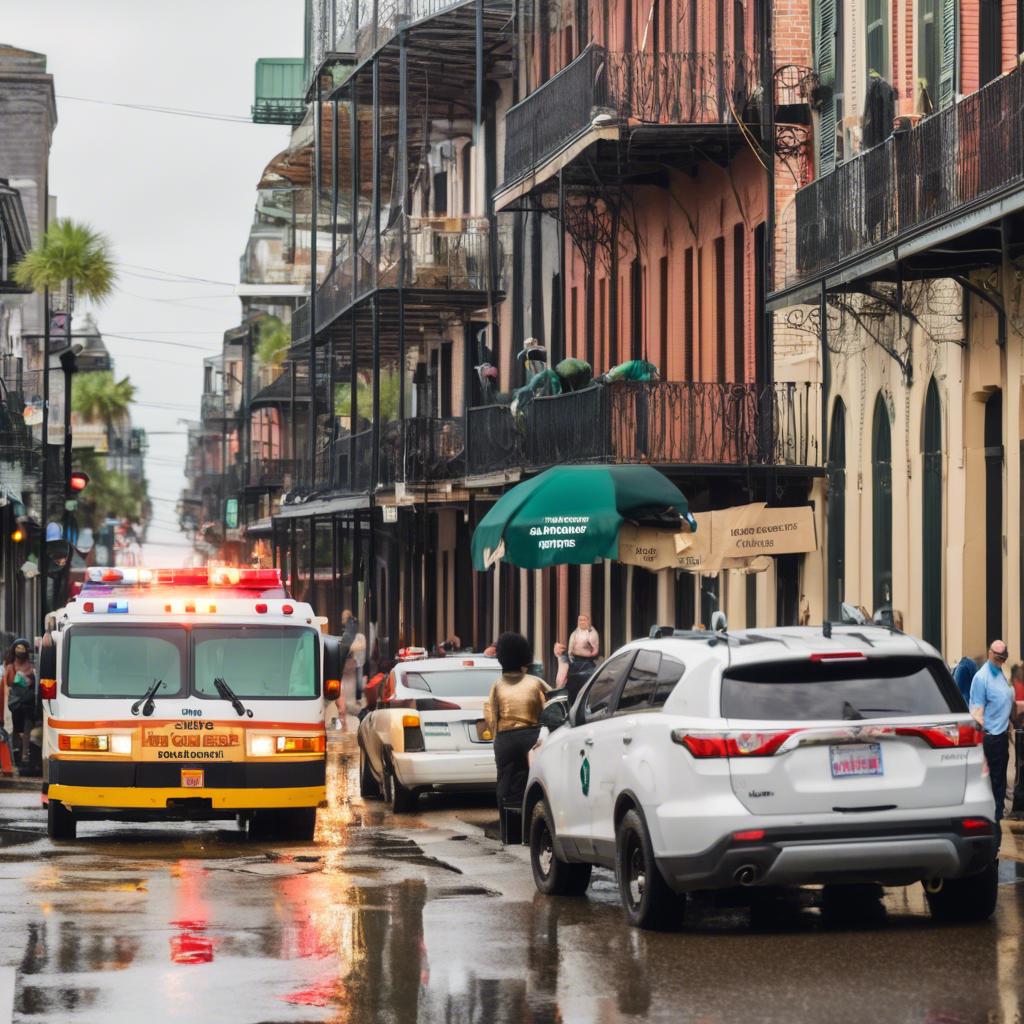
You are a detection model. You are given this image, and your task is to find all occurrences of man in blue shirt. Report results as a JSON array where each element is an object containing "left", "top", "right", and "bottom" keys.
[{"left": 969, "top": 639, "right": 1014, "bottom": 834}]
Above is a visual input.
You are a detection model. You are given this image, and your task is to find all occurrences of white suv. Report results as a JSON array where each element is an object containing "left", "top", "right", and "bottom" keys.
[{"left": 524, "top": 626, "right": 999, "bottom": 929}]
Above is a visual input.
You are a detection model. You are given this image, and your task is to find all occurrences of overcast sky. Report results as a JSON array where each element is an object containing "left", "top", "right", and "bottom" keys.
[{"left": 3, "top": 0, "right": 303, "bottom": 564}]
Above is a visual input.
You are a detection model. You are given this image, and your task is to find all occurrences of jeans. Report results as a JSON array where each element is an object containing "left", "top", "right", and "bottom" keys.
[
  {"left": 493, "top": 726, "right": 540, "bottom": 810},
  {"left": 984, "top": 730, "right": 1010, "bottom": 851}
]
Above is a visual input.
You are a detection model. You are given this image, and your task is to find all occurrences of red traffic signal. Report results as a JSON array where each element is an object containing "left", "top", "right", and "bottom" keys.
[{"left": 69, "top": 471, "right": 90, "bottom": 493}]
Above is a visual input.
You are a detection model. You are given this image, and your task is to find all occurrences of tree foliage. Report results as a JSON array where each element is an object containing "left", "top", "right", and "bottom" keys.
[
  {"left": 13, "top": 218, "right": 117, "bottom": 301},
  {"left": 72, "top": 371, "right": 136, "bottom": 429},
  {"left": 334, "top": 368, "right": 401, "bottom": 424},
  {"left": 256, "top": 315, "right": 291, "bottom": 368},
  {"left": 73, "top": 451, "right": 150, "bottom": 533}
]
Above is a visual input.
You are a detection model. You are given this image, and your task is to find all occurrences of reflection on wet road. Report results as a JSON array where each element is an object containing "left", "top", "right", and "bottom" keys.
[{"left": 1, "top": 740, "right": 1023, "bottom": 1023}]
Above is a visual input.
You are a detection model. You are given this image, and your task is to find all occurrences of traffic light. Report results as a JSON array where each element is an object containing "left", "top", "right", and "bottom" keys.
[{"left": 68, "top": 471, "right": 89, "bottom": 494}]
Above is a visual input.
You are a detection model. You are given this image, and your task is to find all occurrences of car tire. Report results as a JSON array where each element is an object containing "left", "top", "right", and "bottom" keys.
[
  {"left": 615, "top": 808, "right": 685, "bottom": 930},
  {"left": 529, "top": 800, "right": 592, "bottom": 896},
  {"left": 385, "top": 763, "right": 418, "bottom": 814},
  {"left": 359, "top": 748, "right": 382, "bottom": 799},
  {"left": 924, "top": 861, "right": 999, "bottom": 923},
  {"left": 47, "top": 798, "right": 76, "bottom": 841}
]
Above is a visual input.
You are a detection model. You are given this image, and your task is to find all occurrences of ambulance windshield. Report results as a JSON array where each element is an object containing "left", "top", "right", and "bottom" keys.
[
  {"left": 192, "top": 626, "right": 317, "bottom": 699},
  {"left": 66, "top": 627, "right": 186, "bottom": 698}
]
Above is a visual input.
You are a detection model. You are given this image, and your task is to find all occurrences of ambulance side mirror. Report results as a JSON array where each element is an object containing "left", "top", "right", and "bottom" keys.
[
  {"left": 38, "top": 634, "right": 57, "bottom": 700},
  {"left": 323, "top": 635, "right": 346, "bottom": 701}
]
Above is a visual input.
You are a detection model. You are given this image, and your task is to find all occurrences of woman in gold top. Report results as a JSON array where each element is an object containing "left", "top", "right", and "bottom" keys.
[{"left": 484, "top": 632, "right": 550, "bottom": 811}]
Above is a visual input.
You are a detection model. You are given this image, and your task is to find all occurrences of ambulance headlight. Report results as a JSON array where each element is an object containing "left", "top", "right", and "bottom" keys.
[
  {"left": 110, "top": 734, "right": 132, "bottom": 755},
  {"left": 250, "top": 735, "right": 275, "bottom": 756}
]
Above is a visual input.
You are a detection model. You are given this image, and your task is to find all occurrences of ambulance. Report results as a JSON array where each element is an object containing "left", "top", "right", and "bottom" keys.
[{"left": 37, "top": 567, "right": 345, "bottom": 841}]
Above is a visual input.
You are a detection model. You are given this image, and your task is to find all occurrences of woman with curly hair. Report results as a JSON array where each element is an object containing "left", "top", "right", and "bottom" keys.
[{"left": 484, "top": 632, "right": 549, "bottom": 812}]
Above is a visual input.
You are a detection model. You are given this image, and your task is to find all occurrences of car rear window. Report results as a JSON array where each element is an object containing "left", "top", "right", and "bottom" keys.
[
  {"left": 403, "top": 669, "right": 498, "bottom": 697},
  {"left": 721, "top": 656, "right": 963, "bottom": 721}
]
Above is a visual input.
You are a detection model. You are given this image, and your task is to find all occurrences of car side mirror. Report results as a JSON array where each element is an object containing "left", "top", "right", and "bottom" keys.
[
  {"left": 541, "top": 689, "right": 570, "bottom": 731},
  {"left": 38, "top": 634, "right": 57, "bottom": 700},
  {"left": 323, "top": 635, "right": 347, "bottom": 701}
]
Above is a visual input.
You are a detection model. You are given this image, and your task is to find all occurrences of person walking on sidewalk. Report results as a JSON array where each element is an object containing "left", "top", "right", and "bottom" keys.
[
  {"left": 484, "top": 632, "right": 549, "bottom": 813},
  {"left": 970, "top": 639, "right": 1016, "bottom": 843},
  {"left": 2, "top": 639, "right": 36, "bottom": 771}
]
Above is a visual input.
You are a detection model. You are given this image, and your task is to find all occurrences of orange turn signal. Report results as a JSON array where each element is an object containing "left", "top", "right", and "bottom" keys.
[
  {"left": 324, "top": 678, "right": 341, "bottom": 701},
  {"left": 58, "top": 734, "right": 109, "bottom": 752},
  {"left": 275, "top": 735, "right": 326, "bottom": 754},
  {"left": 401, "top": 714, "right": 420, "bottom": 729}
]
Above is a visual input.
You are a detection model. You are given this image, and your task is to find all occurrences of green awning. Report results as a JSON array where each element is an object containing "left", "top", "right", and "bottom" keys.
[{"left": 471, "top": 465, "right": 693, "bottom": 571}]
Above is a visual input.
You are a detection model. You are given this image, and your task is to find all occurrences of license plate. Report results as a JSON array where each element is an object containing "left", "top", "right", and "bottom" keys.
[
  {"left": 475, "top": 720, "right": 493, "bottom": 742},
  {"left": 830, "top": 743, "right": 883, "bottom": 778},
  {"left": 181, "top": 769, "right": 205, "bottom": 789},
  {"left": 422, "top": 722, "right": 450, "bottom": 737}
]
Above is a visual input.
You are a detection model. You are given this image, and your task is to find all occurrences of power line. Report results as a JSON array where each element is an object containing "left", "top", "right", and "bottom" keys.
[
  {"left": 104, "top": 333, "right": 223, "bottom": 351},
  {"left": 56, "top": 94, "right": 258, "bottom": 125},
  {"left": 115, "top": 263, "right": 239, "bottom": 287}
]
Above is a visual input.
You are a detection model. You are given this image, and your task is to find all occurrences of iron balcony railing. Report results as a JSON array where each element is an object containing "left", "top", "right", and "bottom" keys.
[
  {"left": 782, "top": 63, "right": 1024, "bottom": 290},
  {"left": 200, "top": 392, "right": 238, "bottom": 424},
  {"left": 503, "top": 44, "right": 758, "bottom": 187},
  {"left": 292, "top": 217, "right": 491, "bottom": 345},
  {"left": 248, "top": 457, "right": 296, "bottom": 489},
  {"left": 467, "top": 381, "right": 819, "bottom": 475}
]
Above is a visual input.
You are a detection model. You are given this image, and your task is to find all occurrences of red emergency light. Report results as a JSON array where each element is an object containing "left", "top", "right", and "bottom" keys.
[{"left": 81, "top": 566, "right": 287, "bottom": 598}]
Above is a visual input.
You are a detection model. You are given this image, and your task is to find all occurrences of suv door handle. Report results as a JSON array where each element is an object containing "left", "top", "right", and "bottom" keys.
[
  {"left": 584, "top": 737, "right": 594, "bottom": 747},
  {"left": 622, "top": 736, "right": 632, "bottom": 745}
]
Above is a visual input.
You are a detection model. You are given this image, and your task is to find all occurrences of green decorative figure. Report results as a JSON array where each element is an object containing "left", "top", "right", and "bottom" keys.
[{"left": 580, "top": 755, "right": 590, "bottom": 797}]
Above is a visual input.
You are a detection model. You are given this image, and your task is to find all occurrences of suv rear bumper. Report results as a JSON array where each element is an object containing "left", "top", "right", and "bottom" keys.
[
  {"left": 657, "top": 820, "right": 998, "bottom": 892},
  {"left": 392, "top": 750, "right": 497, "bottom": 788}
]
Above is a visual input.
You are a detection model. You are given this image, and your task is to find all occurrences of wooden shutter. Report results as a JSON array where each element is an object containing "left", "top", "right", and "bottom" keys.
[
  {"left": 938, "top": 0, "right": 956, "bottom": 108},
  {"left": 815, "top": 0, "right": 838, "bottom": 175}
]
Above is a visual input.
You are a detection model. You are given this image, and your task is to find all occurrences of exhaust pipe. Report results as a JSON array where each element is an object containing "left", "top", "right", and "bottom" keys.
[
  {"left": 924, "top": 878, "right": 944, "bottom": 894},
  {"left": 734, "top": 864, "right": 759, "bottom": 886}
]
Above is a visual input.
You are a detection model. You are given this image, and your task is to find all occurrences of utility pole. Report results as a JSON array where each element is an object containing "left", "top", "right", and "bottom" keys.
[{"left": 38, "top": 288, "right": 50, "bottom": 630}]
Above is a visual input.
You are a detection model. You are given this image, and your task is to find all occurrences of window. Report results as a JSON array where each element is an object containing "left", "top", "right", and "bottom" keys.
[
  {"left": 871, "top": 395, "right": 892, "bottom": 612},
  {"left": 617, "top": 649, "right": 662, "bottom": 711},
  {"left": 922, "top": 380, "right": 942, "bottom": 649},
  {"left": 827, "top": 399, "right": 847, "bottom": 620},
  {"left": 658, "top": 256, "right": 669, "bottom": 376},
  {"left": 721, "top": 656, "right": 961, "bottom": 720},
  {"left": 402, "top": 669, "right": 497, "bottom": 697},
  {"left": 732, "top": 223, "right": 745, "bottom": 380},
  {"left": 866, "top": 0, "right": 888, "bottom": 78},
  {"left": 683, "top": 247, "right": 694, "bottom": 380},
  {"left": 918, "top": 0, "right": 940, "bottom": 112},
  {"left": 714, "top": 236, "right": 726, "bottom": 382},
  {"left": 193, "top": 626, "right": 318, "bottom": 699},
  {"left": 461, "top": 143, "right": 472, "bottom": 215},
  {"left": 65, "top": 627, "right": 185, "bottom": 698},
  {"left": 581, "top": 653, "right": 632, "bottom": 722}
]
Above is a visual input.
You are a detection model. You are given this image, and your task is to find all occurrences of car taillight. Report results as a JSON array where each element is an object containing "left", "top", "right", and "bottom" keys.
[
  {"left": 732, "top": 829, "right": 766, "bottom": 842},
  {"left": 671, "top": 729, "right": 798, "bottom": 757},
  {"left": 958, "top": 817, "right": 994, "bottom": 835},
  {"left": 39, "top": 679, "right": 56, "bottom": 700},
  {"left": 59, "top": 734, "right": 109, "bottom": 752},
  {"left": 276, "top": 735, "right": 325, "bottom": 754},
  {"left": 894, "top": 723, "right": 982, "bottom": 748}
]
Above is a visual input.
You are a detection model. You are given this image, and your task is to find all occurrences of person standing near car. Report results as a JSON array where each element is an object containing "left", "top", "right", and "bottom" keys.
[
  {"left": 2, "top": 639, "right": 36, "bottom": 771},
  {"left": 565, "top": 614, "right": 599, "bottom": 701},
  {"left": 485, "top": 632, "right": 550, "bottom": 812},
  {"left": 970, "top": 640, "right": 1015, "bottom": 836}
]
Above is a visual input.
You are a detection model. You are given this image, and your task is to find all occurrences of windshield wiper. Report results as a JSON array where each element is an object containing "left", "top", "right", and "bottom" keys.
[
  {"left": 131, "top": 679, "right": 163, "bottom": 717},
  {"left": 213, "top": 676, "right": 252, "bottom": 718},
  {"left": 841, "top": 700, "right": 864, "bottom": 720}
]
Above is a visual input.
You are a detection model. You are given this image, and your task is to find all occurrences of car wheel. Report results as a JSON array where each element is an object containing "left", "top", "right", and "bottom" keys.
[
  {"left": 615, "top": 808, "right": 684, "bottom": 930},
  {"left": 47, "top": 798, "right": 76, "bottom": 841},
  {"left": 385, "top": 764, "right": 419, "bottom": 814},
  {"left": 359, "top": 748, "right": 382, "bottom": 799},
  {"left": 529, "top": 800, "right": 592, "bottom": 896},
  {"left": 925, "top": 861, "right": 998, "bottom": 923}
]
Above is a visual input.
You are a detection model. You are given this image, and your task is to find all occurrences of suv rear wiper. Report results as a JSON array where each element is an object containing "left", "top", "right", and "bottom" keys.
[
  {"left": 213, "top": 676, "right": 252, "bottom": 718},
  {"left": 131, "top": 678, "right": 163, "bottom": 717},
  {"left": 841, "top": 701, "right": 864, "bottom": 720}
]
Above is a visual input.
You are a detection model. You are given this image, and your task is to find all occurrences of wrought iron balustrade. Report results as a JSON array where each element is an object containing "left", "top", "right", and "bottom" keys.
[
  {"left": 784, "top": 63, "right": 1024, "bottom": 290},
  {"left": 400, "top": 416, "right": 465, "bottom": 482},
  {"left": 503, "top": 44, "right": 758, "bottom": 186},
  {"left": 466, "top": 403, "right": 522, "bottom": 476}
]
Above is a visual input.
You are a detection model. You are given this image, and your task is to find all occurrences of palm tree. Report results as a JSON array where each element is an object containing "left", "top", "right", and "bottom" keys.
[
  {"left": 72, "top": 371, "right": 136, "bottom": 431},
  {"left": 13, "top": 218, "right": 116, "bottom": 305},
  {"left": 256, "top": 316, "right": 291, "bottom": 369}
]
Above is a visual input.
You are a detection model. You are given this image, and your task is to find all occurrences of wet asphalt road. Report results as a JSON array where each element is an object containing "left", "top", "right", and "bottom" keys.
[{"left": 2, "top": 739, "right": 1024, "bottom": 1024}]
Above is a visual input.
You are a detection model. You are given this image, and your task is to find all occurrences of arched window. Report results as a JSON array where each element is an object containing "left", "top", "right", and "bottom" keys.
[
  {"left": 871, "top": 394, "right": 892, "bottom": 613},
  {"left": 827, "top": 398, "right": 846, "bottom": 620},
  {"left": 984, "top": 391, "right": 1003, "bottom": 643},
  {"left": 922, "top": 380, "right": 942, "bottom": 649}
]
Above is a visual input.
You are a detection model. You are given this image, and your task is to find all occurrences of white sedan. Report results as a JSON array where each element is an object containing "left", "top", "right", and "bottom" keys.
[{"left": 357, "top": 655, "right": 502, "bottom": 812}]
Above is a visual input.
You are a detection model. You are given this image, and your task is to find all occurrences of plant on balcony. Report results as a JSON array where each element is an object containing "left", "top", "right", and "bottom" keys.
[
  {"left": 13, "top": 218, "right": 116, "bottom": 303},
  {"left": 334, "top": 368, "right": 401, "bottom": 425},
  {"left": 256, "top": 315, "right": 291, "bottom": 368}
]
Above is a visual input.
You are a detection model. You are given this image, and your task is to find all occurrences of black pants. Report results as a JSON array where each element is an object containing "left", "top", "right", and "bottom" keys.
[
  {"left": 984, "top": 730, "right": 1010, "bottom": 823},
  {"left": 494, "top": 726, "right": 540, "bottom": 810}
]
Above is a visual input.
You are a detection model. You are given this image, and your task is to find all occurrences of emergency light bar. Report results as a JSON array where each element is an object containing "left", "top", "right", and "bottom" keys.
[{"left": 81, "top": 567, "right": 287, "bottom": 597}]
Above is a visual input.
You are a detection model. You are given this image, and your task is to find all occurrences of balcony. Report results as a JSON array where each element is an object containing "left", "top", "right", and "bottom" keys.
[
  {"left": 201, "top": 392, "right": 238, "bottom": 425},
  {"left": 466, "top": 381, "right": 819, "bottom": 477},
  {"left": 248, "top": 457, "right": 296, "bottom": 490},
  {"left": 777, "top": 64, "right": 1024, "bottom": 294},
  {"left": 499, "top": 44, "right": 757, "bottom": 205},
  {"left": 292, "top": 217, "right": 491, "bottom": 345},
  {"left": 251, "top": 58, "right": 306, "bottom": 126}
]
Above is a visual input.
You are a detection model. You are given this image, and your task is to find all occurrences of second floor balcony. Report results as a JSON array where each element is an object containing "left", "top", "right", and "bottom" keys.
[
  {"left": 776, "top": 62, "right": 1024, "bottom": 295},
  {"left": 293, "top": 217, "right": 492, "bottom": 345},
  {"left": 498, "top": 44, "right": 758, "bottom": 207}
]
